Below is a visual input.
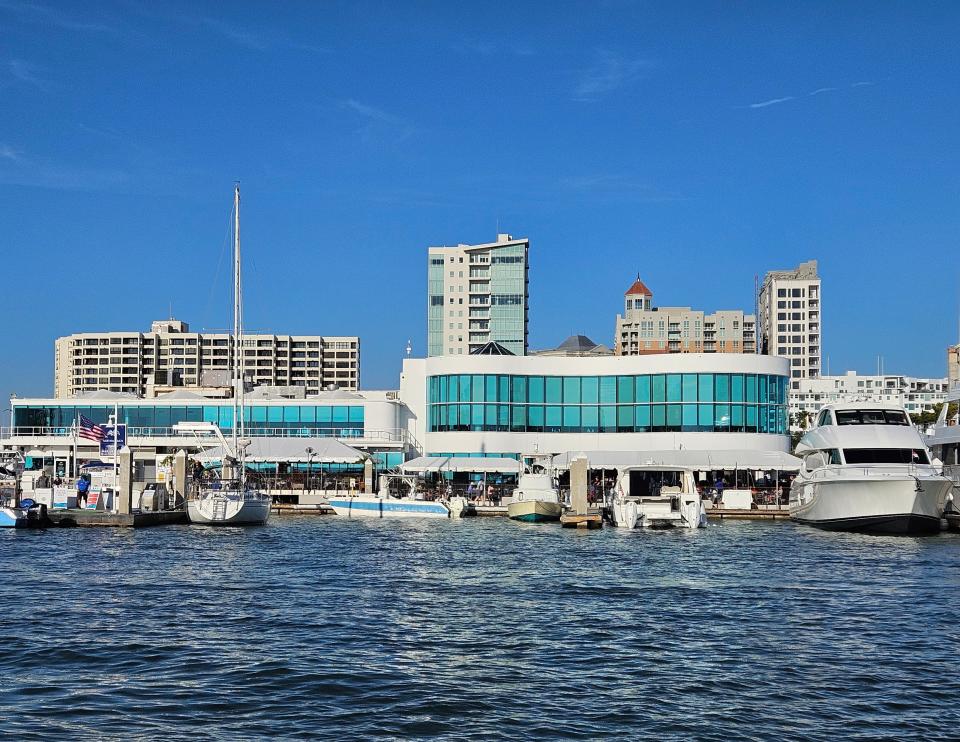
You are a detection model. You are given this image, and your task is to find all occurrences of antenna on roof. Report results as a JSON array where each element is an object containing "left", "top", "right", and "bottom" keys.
[{"left": 405, "top": 339, "right": 412, "bottom": 357}]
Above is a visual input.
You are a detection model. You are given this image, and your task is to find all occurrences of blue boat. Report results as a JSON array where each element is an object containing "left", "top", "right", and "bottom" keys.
[
  {"left": 328, "top": 495, "right": 452, "bottom": 519},
  {"left": 0, "top": 507, "right": 27, "bottom": 528}
]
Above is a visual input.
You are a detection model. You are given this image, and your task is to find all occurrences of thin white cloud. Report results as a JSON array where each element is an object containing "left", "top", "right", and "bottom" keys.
[
  {"left": 559, "top": 173, "right": 683, "bottom": 203},
  {"left": 7, "top": 58, "right": 49, "bottom": 89},
  {"left": 341, "top": 99, "right": 415, "bottom": 144},
  {"left": 0, "top": 144, "right": 19, "bottom": 161},
  {"left": 573, "top": 51, "right": 651, "bottom": 101},
  {"left": 746, "top": 81, "right": 875, "bottom": 109},
  {"left": 748, "top": 96, "right": 795, "bottom": 109},
  {"left": 0, "top": 0, "right": 117, "bottom": 32}
]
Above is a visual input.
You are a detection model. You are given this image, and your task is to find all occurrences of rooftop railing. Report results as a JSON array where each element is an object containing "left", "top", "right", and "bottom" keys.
[{"left": 1, "top": 426, "right": 409, "bottom": 444}]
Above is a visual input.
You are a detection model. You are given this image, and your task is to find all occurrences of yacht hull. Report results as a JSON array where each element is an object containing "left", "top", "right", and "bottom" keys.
[
  {"left": 507, "top": 500, "right": 562, "bottom": 522},
  {"left": 187, "top": 495, "right": 271, "bottom": 526},
  {"left": 328, "top": 496, "right": 451, "bottom": 518},
  {"left": 0, "top": 507, "right": 26, "bottom": 528},
  {"left": 790, "top": 476, "right": 950, "bottom": 535}
]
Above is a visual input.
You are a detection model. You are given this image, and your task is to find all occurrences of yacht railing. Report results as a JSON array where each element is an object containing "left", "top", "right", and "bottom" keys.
[{"left": 805, "top": 463, "right": 928, "bottom": 480}]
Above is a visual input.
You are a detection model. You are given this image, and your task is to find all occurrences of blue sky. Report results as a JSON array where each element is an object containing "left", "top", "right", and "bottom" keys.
[{"left": 1, "top": 1, "right": 958, "bottom": 403}]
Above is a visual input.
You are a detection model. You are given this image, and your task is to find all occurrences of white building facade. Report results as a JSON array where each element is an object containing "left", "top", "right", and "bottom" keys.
[
  {"left": 789, "top": 371, "right": 948, "bottom": 426},
  {"left": 54, "top": 319, "right": 360, "bottom": 397},
  {"left": 401, "top": 353, "right": 791, "bottom": 458},
  {"left": 758, "top": 260, "right": 822, "bottom": 386},
  {"left": 427, "top": 234, "right": 529, "bottom": 357}
]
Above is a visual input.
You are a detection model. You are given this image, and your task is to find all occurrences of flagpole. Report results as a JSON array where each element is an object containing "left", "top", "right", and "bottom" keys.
[{"left": 113, "top": 402, "right": 119, "bottom": 514}]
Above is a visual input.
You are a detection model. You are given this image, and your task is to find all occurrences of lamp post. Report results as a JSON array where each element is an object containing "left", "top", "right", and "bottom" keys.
[{"left": 305, "top": 446, "right": 314, "bottom": 493}]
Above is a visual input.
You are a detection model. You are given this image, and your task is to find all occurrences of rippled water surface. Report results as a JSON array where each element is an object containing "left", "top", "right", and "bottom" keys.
[{"left": 2, "top": 516, "right": 960, "bottom": 740}]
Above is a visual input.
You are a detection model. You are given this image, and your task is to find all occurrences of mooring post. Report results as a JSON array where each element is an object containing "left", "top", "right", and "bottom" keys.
[{"left": 118, "top": 446, "right": 133, "bottom": 515}]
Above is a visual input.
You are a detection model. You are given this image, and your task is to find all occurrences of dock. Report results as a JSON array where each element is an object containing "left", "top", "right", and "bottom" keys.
[
  {"left": 560, "top": 510, "right": 603, "bottom": 529},
  {"left": 46, "top": 510, "right": 187, "bottom": 528},
  {"left": 706, "top": 506, "right": 791, "bottom": 520}
]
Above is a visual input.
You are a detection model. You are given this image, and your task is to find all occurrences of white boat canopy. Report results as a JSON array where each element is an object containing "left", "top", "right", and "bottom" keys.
[
  {"left": 401, "top": 456, "right": 523, "bottom": 474},
  {"left": 196, "top": 437, "right": 367, "bottom": 464},
  {"left": 551, "top": 449, "right": 801, "bottom": 471}
]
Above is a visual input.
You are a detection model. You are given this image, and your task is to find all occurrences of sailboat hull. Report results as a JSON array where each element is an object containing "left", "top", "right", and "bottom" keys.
[{"left": 187, "top": 493, "right": 270, "bottom": 526}]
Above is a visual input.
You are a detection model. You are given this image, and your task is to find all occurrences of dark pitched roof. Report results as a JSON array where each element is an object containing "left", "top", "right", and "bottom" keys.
[
  {"left": 557, "top": 334, "right": 600, "bottom": 352},
  {"left": 471, "top": 341, "right": 515, "bottom": 356}
]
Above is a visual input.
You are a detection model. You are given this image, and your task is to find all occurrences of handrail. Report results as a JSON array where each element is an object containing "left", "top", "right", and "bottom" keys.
[{"left": 3, "top": 426, "right": 409, "bottom": 442}]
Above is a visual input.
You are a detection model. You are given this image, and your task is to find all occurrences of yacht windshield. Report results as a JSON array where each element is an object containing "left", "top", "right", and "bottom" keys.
[
  {"left": 842, "top": 448, "right": 929, "bottom": 465},
  {"left": 835, "top": 409, "right": 910, "bottom": 426}
]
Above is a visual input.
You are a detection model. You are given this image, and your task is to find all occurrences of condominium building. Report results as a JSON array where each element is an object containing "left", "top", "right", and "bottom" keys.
[
  {"left": 758, "top": 260, "right": 822, "bottom": 386},
  {"left": 615, "top": 277, "right": 757, "bottom": 355},
  {"left": 948, "top": 344, "right": 960, "bottom": 389},
  {"left": 788, "top": 370, "right": 948, "bottom": 426},
  {"left": 427, "top": 233, "right": 529, "bottom": 357},
  {"left": 54, "top": 319, "right": 360, "bottom": 397}
]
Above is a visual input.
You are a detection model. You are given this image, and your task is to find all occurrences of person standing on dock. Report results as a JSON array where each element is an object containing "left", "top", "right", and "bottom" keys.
[
  {"left": 713, "top": 475, "right": 724, "bottom": 507},
  {"left": 76, "top": 474, "right": 89, "bottom": 508}
]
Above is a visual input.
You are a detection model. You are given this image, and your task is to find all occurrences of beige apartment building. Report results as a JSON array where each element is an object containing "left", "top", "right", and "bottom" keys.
[
  {"left": 54, "top": 319, "right": 360, "bottom": 398},
  {"left": 758, "top": 260, "right": 822, "bottom": 386},
  {"left": 615, "top": 277, "right": 757, "bottom": 355}
]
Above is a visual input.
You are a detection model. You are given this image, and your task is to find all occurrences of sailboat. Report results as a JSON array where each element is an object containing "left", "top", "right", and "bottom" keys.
[{"left": 187, "top": 185, "right": 271, "bottom": 526}]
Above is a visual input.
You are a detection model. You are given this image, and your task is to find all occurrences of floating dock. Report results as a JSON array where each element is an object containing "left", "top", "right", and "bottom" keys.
[
  {"left": 46, "top": 510, "right": 187, "bottom": 528},
  {"left": 560, "top": 510, "right": 603, "bottom": 529}
]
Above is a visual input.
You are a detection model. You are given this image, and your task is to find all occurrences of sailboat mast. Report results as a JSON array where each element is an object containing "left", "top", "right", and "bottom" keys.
[{"left": 233, "top": 184, "right": 244, "bottom": 483}]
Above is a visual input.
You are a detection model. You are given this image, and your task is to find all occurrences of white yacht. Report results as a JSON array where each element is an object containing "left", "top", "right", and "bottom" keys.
[
  {"left": 924, "top": 385, "right": 960, "bottom": 530},
  {"left": 609, "top": 466, "right": 707, "bottom": 529},
  {"left": 187, "top": 185, "right": 270, "bottom": 527},
  {"left": 507, "top": 469, "right": 563, "bottom": 523},
  {"left": 790, "top": 403, "right": 951, "bottom": 535}
]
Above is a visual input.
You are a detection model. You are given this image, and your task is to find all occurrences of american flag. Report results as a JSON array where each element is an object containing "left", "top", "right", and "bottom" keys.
[{"left": 78, "top": 414, "right": 105, "bottom": 443}]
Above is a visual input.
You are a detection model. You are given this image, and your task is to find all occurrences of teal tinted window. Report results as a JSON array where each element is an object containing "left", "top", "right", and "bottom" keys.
[
  {"left": 563, "top": 377, "right": 581, "bottom": 404},
  {"left": 746, "top": 375, "right": 757, "bottom": 402},
  {"left": 220, "top": 407, "right": 233, "bottom": 429},
  {"left": 459, "top": 375, "right": 471, "bottom": 402},
  {"left": 316, "top": 407, "right": 332, "bottom": 423},
  {"left": 759, "top": 375, "right": 768, "bottom": 403},
  {"left": 667, "top": 405, "right": 682, "bottom": 427},
  {"left": 582, "top": 406, "right": 599, "bottom": 431},
  {"left": 600, "top": 377, "right": 617, "bottom": 403},
  {"left": 652, "top": 405, "right": 666, "bottom": 427},
  {"left": 485, "top": 404, "right": 496, "bottom": 425},
  {"left": 682, "top": 374, "right": 698, "bottom": 401},
  {"left": 731, "top": 404, "right": 743, "bottom": 429},
  {"left": 511, "top": 405, "right": 526, "bottom": 428},
  {"left": 472, "top": 375, "right": 485, "bottom": 402},
  {"left": 618, "top": 376, "right": 634, "bottom": 403},
  {"left": 545, "top": 377, "right": 562, "bottom": 403},
  {"left": 682, "top": 404, "right": 697, "bottom": 426},
  {"left": 652, "top": 375, "right": 666, "bottom": 402},
  {"left": 635, "top": 405, "right": 650, "bottom": 429},
  {"left": 528, "top": 405, "right": 544, "bottom": 428},
  {"left": 348, "top": 407, "right": 364, "bottom": 423},
  {"left": 471, "top": 405, "right": 484, "bottom": 427},
  {"left": 529, "top": 376, "right": 545, "bottom": 403},
  {"left": 332, "top": 406, "right": 348, "bottom": 423},
  {"left": 283, "top": 407, "right": 299, "bottom": 423},
  {"left": 203, "top": 406, "right": 219, "bottom": 424},
  {"left": 746, "top": 405, "right": 757, "bottom": 429},
  {"left": 582, "top": 376, "right": 599, "bottom": 404},
  {"left": 666, "top": 375, "right": 681, "bottom": 402},
  {"left": 268, "top": 407, "right": 283, "bottom": 423},
  {"left": 730, "top": 374, "right": 743, "bottom": 402},
  {"left": 714, "top": 374, "right": 727, "bottom": 402},
  {"left": 699, "top": 374, "right": 714, "bottom": 402},
  {"left": 186, "top": 406, "right": 202, "bottom": 422},
  {"left": 600, "top": 406, "right": 616, "bottom": 432},
  {"left": 545, "top": 406, "right": 561, "bottom": 430},
  {"left": 698, "top": 404, "right": 712, "bottom": 426},
  {"left": 636, "top": 375, "right": 650, "bottom": 403},
  {"left": 459, "top": 405, "right": 469, "bottom": 426},
  {"left": 511, "top": 376, "right": 526, "bottom": 402},
  {"left": 562, "top": 406, "right": 580, "bottom": 430},
  {"left": 252, "top": 406, "right": 267, "bottom": 423},
  {"left": 498, "top": 376, "right": 509, "bottom": 402},
  {"left": 485, "top": 375, "right": 497, "bottom": 401},
  {"left": 154, "top": 407, "right": 170, "bottom": 427},
  {"left": 716, "top": 404, "right": 731, "bottom": 428},
  {"left": 498, "top": 405, "right": 509, "bottom": 427},
  {"left": 618, "top": 405, "right": 633, "bottom": 430}
]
